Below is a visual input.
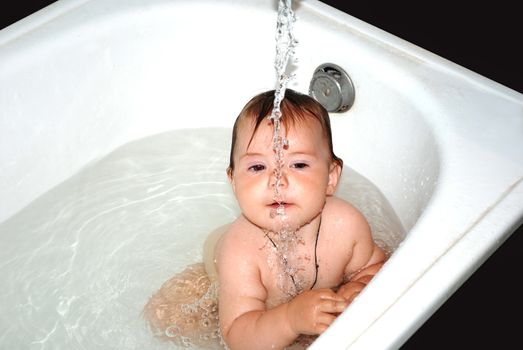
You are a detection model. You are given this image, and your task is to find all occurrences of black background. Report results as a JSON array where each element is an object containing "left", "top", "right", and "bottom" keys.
[{"left": 2, "top": 1, "right": 522, "bottom": 349}]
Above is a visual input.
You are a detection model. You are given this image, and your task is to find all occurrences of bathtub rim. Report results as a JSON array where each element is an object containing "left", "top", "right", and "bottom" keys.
[
  {"left": 310, "top": 176, "right": 523, "bottom": 349},
  {"left": 1, "top": 0, "right": 522, "bottom": 104},
  {"left": 1, "top": 1, "right": 523, "bottom": 349}
]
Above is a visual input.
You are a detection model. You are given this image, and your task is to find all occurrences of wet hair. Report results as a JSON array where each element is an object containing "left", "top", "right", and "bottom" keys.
[{"left": 227, "top": 89, "right": 343, "bottom": 174}]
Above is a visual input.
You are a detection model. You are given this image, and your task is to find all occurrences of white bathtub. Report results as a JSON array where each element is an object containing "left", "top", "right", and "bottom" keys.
[{"left": 1, "top": 0, "right": 522, "bottom": 349}]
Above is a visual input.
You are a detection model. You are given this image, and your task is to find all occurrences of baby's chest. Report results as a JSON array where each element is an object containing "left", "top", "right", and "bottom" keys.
[
  {"left": 314, "top": 252, "right": 348, "bottom": 288},
  {"left": 260, "top": 248, "right": 348, "bottom": 305}
]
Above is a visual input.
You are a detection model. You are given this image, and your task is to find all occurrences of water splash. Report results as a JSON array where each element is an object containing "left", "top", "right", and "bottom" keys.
[
  {"left": 266, "top": 0, "right": 304, "bottom": 298},
  {"left": 269, "top": 0, "right": 297, "bottom": 218},
  {"left": 264, "top": 227, "right": 310, "bottom": 297}
]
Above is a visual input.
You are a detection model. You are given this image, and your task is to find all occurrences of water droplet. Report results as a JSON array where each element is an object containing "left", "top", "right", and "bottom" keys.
[{"left": 165, "top": 326, "right": 178, "bottom": 338}]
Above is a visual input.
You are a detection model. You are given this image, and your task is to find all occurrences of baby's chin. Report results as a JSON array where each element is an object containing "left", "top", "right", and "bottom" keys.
[
  {"left": 242, "top": 209, "right": 312, "bottom": 233},
  {"left": 257, "top": 215, "right": 303, "bottom": 234}
]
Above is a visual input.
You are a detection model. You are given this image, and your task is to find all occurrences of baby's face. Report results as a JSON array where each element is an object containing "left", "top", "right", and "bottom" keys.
[{"left": 229, "top": 116, "right": 340, "bottom": 232}]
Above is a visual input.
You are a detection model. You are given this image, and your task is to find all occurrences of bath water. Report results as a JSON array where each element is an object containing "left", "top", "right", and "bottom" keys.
[{"left": 0, "top": 128, "right": 404, "bottom": 349}]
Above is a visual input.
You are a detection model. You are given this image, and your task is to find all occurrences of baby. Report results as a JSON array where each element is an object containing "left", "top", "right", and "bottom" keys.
[{"left": 143, "top": 89, "right": 385, "bottom": 349}]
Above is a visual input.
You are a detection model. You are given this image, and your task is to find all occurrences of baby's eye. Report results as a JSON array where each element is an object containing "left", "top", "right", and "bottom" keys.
[
  {"left": 290, "top": 162, "right": 309, "bottom": 169},
  {"left": 248, "top": 164, "right": 266, "bottom": 172}
]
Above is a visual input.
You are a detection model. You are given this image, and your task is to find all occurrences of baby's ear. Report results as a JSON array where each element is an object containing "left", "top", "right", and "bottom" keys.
[
  {"left": 226, "top": 167, "right": 236, "bottom": 191},
  {"left": 326, "top": 161, "right": 342, "bottom": 195}
]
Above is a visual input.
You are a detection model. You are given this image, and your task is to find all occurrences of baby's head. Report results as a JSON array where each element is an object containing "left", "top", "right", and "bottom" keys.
[{"left": 227, "top": 89, "right": 343, "bottom": 176}]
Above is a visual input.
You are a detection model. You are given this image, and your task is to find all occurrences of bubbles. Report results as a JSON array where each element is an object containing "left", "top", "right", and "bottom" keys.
[
  {"left": 165, "top": 326, "right": 179, "bottom": 338},
  {"left": 143, "top": 263, "right": 221, "bottom": 349}
]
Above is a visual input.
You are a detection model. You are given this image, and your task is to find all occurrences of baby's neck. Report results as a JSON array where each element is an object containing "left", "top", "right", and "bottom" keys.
[{"left": 263, "top": 211, "right": 322, "bottom": 244}]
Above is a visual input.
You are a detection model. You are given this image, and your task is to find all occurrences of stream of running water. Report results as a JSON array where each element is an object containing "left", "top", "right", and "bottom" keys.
[{"left": 269, "top": 0, "right": 297, "bottom": 218}]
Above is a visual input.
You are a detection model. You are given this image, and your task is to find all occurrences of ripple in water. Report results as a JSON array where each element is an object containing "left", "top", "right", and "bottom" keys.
[{"left": 0, "top": 128, "right": 404, "bottom": 349}]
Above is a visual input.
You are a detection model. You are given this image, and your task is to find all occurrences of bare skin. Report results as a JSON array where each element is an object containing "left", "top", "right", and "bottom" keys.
[{"left": 217, "top": 117, "right": 385, "bottom": 349}]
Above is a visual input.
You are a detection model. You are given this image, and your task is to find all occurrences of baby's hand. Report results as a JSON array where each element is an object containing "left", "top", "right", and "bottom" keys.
[
  {"left": 336, "top": 281, "right": 366, "bottom": 304},
  {"left": 286, "top": 288, "right": 348, "bottom": 336},
  {"left": 337, "top": 262, "right": 384, "bottom": 303}
]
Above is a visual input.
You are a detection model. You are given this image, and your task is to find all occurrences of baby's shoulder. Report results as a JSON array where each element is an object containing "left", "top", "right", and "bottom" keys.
[
  {"left": 324, "top": 196, "right": 364, "bottom": 217},
  {"left": 322, "top": 196, "right": 371, "bottom": 237},
  {"left": 217, "top": 217, "right": 263, "bottom": 258}
]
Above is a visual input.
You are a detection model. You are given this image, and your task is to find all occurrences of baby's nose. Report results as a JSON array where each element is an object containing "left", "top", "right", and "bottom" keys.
[{"left": 269, "top": 168, "right": 288, "bottom": 188}]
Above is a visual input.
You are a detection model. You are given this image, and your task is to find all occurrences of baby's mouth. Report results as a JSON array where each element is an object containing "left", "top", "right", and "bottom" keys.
[
  {"left": 268, "top": 202, "right": 290, "bottom": 218},
  {"left": 269, "top": 202, "right": 290, "bottom": 209}
]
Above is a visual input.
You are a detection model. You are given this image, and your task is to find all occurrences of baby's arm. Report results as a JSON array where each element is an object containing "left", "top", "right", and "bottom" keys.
[
  {"left": 329, "top": 200, "right": 386, "bottom": 302},
  {"left": 217, "top": 226, "right": 347, "bottom": 350}
]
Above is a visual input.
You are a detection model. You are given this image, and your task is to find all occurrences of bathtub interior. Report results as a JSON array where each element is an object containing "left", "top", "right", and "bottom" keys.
[
  {"left": 1, "top": 0, "right": 522, "bottom": 349},
  {"left": 0, "top": 0, "right": 439, "bottom": 229}
]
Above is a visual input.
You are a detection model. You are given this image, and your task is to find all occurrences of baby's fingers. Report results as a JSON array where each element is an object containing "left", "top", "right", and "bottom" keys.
[
  {"left": 337, "top": 281, "right": 365, "bottom": 301},
  {"left": 317, "top": 288, "right": 346, "bottom": 302},
  {"left": 314, "top": 312, "right": 338, "bottom": 333},
  {"left": 319, "top": 297, "right": 348, "bottom": 314}
]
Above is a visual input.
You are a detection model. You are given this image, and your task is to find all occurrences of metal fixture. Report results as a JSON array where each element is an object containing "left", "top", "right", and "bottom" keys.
[{"left": 309, "top": 63, "right": 355, "bottom": 112}]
